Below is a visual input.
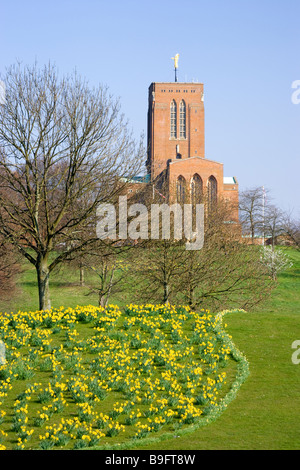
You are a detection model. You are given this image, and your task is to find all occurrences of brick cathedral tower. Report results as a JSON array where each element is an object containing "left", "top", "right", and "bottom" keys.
[
  {"left": 145, "top": 74, "right": 239, "bottom": 221},
  {"left": 146, "top": 82, "right": 205, "bottom": 179}
]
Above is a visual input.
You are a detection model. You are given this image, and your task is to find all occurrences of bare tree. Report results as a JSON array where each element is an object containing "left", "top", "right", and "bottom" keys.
[
  {"left": 129, "top": 198, "right": 275, "bottom": 311},
  {"left": 179, "top": 238, "right": 275, "bottom": 311},
  {"left": 76, "top": 245, "right": 129, "bottom": 307},
  {"left": 0, "top": 62, "right": 144, "bottom": 310},
  {"left": 282, "top": 214, "right": 300, "bottom": 250},
  {"left": 0, "top": 237, "right": 21, "bottom": 299},
  {"left": 239, "top": 186, "right": 269, "bottom": 243},
  {"left": 176, "top": 199, "right": 275, "bottom": 311},
  {"left": 131, "top": 239, "right": 189, "bottom": 304},
  {"left": 126, "top": 180, "right": 195, "bottom": 305},
  {"left": 263, "top": 204, "right": 284, "bottom": 249}
]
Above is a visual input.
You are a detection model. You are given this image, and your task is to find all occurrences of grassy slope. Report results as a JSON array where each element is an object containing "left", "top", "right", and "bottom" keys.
[
  {"left": 0, "top": 248, "right": 299, "bottom": 450},
  {"left": 0, "top": 263, "right": 100, "bottom": 313},
  {"left": 139, "top": 248, "right": 300, "bottom": 450}
]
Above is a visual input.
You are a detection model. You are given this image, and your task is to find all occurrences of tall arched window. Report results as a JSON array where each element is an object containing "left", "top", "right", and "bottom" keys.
[
  {"left": 208, "top": 176, "right": 217, "bottom": 209},
  {"left": 170, "top": 100, "right": 177, "bottom": 138},
  {"left": 177, "top": 175, "right": 186, "bottom": 204},
  {"left": 179, "top": 100, "right": 186, "bottom": 138},
  {"left": 191, "top": 174, "right": 203, "bottom": 205}
]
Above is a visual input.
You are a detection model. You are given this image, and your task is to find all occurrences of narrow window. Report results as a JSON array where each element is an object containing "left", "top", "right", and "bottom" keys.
[
  {"left": 170, "top": 100, "right": 177, "bottom": 138},
  {"left": 179, "top": 100, "right": 186, "bottom": 138},
  {"left": 208, "top": 176, "right": 218, "bottom": 209},
  {"left": 191, "top": 174, "right": 203, "bottom": 205},
  {"left": 177, "top": 175, "right": 186, "bottom": 204}
]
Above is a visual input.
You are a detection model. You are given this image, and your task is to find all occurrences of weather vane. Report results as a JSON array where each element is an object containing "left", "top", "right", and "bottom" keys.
[{"left": 171, "top": 54, "right": 179, "bottom": 82}]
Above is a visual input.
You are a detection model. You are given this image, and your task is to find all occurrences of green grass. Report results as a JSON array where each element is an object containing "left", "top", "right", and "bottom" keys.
[
  {"left": 0, "top": 247, "right": 299, "bottom": 450},
  {"left": 0, "top": 261, "right": 132, "bottom": 313},
  {"left": 139, "top": 248, "right": 300, "bottom": 450}
]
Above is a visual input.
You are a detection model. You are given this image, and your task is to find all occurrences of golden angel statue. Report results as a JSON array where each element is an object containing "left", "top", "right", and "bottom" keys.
[{"left": 171, "top": 54, "right": 179, "bottom": 69}]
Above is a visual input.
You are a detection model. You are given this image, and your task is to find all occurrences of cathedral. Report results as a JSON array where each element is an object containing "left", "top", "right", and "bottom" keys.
[
  {"left": 146, "top": 80, "right": 238, "bottom": 218},
  {"left": 127, "top": 60, "right": 239, "bottom": 224}
]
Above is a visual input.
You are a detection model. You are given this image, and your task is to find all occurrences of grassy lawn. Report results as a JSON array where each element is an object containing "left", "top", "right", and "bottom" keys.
[
  {"left": 0, "top": 263, "right": 100, "bottom": 313},
  {"left": 140, "top": 248, "right": 300, "bottom": 450},
  {"left": 0, "top": 248, "right": 299, "bottom": 450}
]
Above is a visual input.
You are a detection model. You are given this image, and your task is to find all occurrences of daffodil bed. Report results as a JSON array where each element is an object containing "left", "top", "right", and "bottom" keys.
[{"left": 0, "top": 304, "right": 249, "bottom": 450}]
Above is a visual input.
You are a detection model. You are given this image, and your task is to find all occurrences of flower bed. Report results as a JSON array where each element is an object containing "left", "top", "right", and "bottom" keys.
[{"left": 0, "top": 304, "right": 248, "bottom": 450}]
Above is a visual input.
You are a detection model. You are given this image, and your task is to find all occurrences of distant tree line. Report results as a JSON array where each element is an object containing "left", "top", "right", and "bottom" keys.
[
  {"left": 239, "top": 185, "right": 300, "bottom": 249},
  {"left": 0, "top": 62, "right": 298, "bottom": 310}
]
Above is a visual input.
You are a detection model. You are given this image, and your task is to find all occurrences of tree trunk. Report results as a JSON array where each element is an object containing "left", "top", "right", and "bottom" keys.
[
  {"left": 79, "top": 265, "right": 85, "bottom": 286},
  {"left": 251, "top": 226, "right": 255, "bottom": 244},
  {"left": 187, "top": 284, "right": 195, "bottom": 309},
  {"left": 99, "top": 291, "right": 106, "bottom": 308},
  {"left": 36, "top": 257, "right": 51, "bottom": 311},
  {"left": 163, "top": 281, "right": 169, "bottom": 304}
]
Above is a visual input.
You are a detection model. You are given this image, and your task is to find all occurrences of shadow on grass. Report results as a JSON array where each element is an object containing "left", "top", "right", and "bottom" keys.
[
  {"left": 19, "top": 280, "right": 93, "bottom": 289},
  {"left": 280, "top": 270, "right": 300, "bottom": 279}
]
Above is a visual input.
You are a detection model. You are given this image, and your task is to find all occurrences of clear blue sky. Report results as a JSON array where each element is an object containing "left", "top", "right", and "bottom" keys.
[{"left": 1, "top": 0, "right": 300, "bottom": 214}]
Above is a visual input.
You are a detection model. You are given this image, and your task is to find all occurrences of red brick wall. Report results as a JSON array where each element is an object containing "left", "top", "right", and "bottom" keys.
[
  {"left": 223, "top": 181, "right": 239, "bottom": 222},
  {"left": 145, "top": 81, "right": 239, "bottom": 223},
  {"left": 168, "top": 156, "right": 224, "bottom": 202},
  {"left": 147, "top": 82, "right": 205, "bottom": 179}
]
